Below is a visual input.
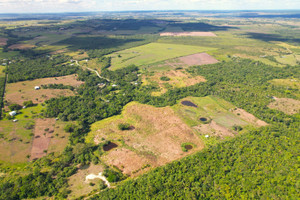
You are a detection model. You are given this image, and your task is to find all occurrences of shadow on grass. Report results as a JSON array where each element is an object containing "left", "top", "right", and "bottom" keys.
[
  {"left": 169, "top": 22, "right": 238, "bottom": 32},
  {"left": 55, "top": 36, "right": 145, "bottom": 50},
  {"left": 244, "top": 32, "right": 300, "bottom": 44}
]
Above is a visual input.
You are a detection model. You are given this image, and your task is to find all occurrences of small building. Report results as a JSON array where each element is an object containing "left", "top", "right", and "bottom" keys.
[
  {"left": 112, "top": 84, "right": 117, "bottom": 87},
  {"left": 22, "top": 106, "right": 26, "bottom": 109},
  {"left": 205, "top": 135, "right": 209, "bottom": 138},
  {"left": 13, "top": 119, "right": 18, "bottom": 122},
  {"left": 34, "top": 86, "right": 40, "bottom": 90},
  {"left": 9, "top": 111, "right": 17, "bottom": 116}
]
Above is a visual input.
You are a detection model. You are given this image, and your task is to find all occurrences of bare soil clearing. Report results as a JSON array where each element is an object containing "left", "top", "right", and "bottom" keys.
[
  {"left": 143, "top": 70, "right": 206, "bottom": 96},
  {"left": 68, "top": 164, "right": 105, "bottom": 199},
  {"left": 30, "top": 118, "right": 55, "bottom": 160},
  {"left": 103, "top": 148, "right": 149, "bottom": 175},
  {"left": 194, "top": 120, "right": 235, "bottom": 138},
  {"left": 5, "top": 74, "right": 83, "bottom": 105},
  {"left": 8, "top": 43, "right": 36, "bottom": 50},
  {"left": 0, "top": 37, "right": 8, "bottom": 46},
  {"left": 90, "top": 102, "right": 204, "bottom": 175},
  {"left": 160, "top": 32, "right": 217, "bottom": 37},
  {"left": 232, "top": 108, "right": 268, "bottom": 126},
  {"left": 268, "top": 97, "right": 300, "bottom": 115},
  {"left": 149, "top": 53, "right": 219, "bottom": 72},
  {"left": 179, "top": 53, "right": 219, "bottom": 66}
]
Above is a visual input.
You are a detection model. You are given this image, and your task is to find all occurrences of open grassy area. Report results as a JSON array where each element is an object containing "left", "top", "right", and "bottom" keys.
[
  {"left": 86, "top": 101, "right": 204, "bottom": 176},
  {"left": 108, "top": 43, "right": 216, "bottom": 70},
  {"left": 0, "top": 119, "right": 34, "bottom": 163},
  {"left": 0, "top": 65, "right": 5, "bottom": 77}
]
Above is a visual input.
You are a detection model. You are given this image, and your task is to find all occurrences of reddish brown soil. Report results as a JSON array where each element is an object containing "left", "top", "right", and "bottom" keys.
[
  {"left": 179, "top": 53, "right": 219, "bottom": 66},
  {"left": 232, "top": 108, "right": 268, "bottom": 126},
  {"left": 30, "top": 118, "right": 55, "bottom": 160},
  {"left": 0, "top": 38, "right": 8, "bottom": 46},
  {"left": 94, "top": 103, "right": 204, "bottom": 173},
  {"left": 8, "top": 44, "right": 36, "bottom": 50},
  {"left": 160, "top": 32, "right": 217, "bottom": 37},
  {"left": 268, "top": 97, "right": 300, "bottom": 115},
  {"left": 5, "top": 75, "right": 83, "bottom": 105},
  {"left": 103, "top": 148, "right": 149, "bottom": 176},
  {"left": 194, "top": 120, "right": 235, "bottom": 138}
]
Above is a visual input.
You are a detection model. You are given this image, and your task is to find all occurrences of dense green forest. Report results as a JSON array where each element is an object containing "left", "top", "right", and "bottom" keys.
[{"left": 6, "top": 55, "right": 78, "bottom": 83}]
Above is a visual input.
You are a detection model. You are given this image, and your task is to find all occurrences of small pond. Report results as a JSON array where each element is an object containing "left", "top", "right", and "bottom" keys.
[
  {"left": 181, "top": 101, "right": 198, "bottom": 108},
  {"left": 103, "top": 142, "right": 118, "bottom": 151}
]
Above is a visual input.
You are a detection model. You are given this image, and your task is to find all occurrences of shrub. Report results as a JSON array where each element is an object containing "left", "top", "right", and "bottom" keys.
[
  {"left": 160, "top": 76, "right": 170, "bottom": 81},
  {"left": 23, "top": 100, "right": 34, "bottom": 107},
  {"left": 8, "top": 103, "right": 22, "bottom": 111},
  {"left": 118, "top": 123, "right": 131, "bottom": 131}
]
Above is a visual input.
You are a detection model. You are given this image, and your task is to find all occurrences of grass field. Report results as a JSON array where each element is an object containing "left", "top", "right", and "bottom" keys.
[
  {"left": 0, "top": 119, "right": 34, "bottom": 163},
  {"left": 108, "top": 43, "right": 216, "bottom": 70},
  {"left": 5, "top": 75, "right": 82, "bottom": 105},
  {"left": 270, "top": 78, "right": 300, "bottom": 90},
  {"left": 86, "top": 96, "right": 267, "bottom": 178},
  {"left": 142, "top": 70, "right": 206, "bottom": 96},
  {"left": 0, "top": 65, "right": 5, "bottom": 77},
  {"left": 87, "top": 101, "right": 204, "bottom": 175}
]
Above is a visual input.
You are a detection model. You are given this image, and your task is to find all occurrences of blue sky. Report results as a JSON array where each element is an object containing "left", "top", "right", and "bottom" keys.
[{"left": 0, "top": 0, "right": 299, "bottom": 13}]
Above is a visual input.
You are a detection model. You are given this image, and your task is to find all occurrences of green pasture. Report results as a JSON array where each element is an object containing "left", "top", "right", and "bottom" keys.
[
  {"left": 172, "top": 96, "right": 249, "bottom": 128},
  {"left": 108, "top": 43, "right": 216, "bottom": 70}
]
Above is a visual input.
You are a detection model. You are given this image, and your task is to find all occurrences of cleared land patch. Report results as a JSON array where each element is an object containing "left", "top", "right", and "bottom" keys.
[
  {"left": 108, "top": 43, "right": 216, "bottom": 70},
  {"left": 143, "top": 70, "right": 206, "bottom": 96},
  {"left": 5, "top": 74, "right": 83, "bottom": 105},
  {"left": 148, "top": 53, "right": 219, "bottom": 72},
  {"left": 270, "top": 78, "right": 300, "bottom": 90},
  {"left": 8, "top": 43, "right": 36, "bottom": 50},
  {"left": 68, "top": 164, "right": 105, "bottom": 199},
  {"left": 87, "top": 102, "right": 204, "bottom": 175},
  {"left": 0, "top": 37, "right": 7, "bottom": 46},
  {"left": 268, "top": 97, "right": 300, "bottom": 115},
  {"left": 160, "top": 32, "right": 217, "bottom": 37},
  {"left": 0, "top": 119, "right": 34, "bottom": 163},
  {"left": 30, "top": 118, "right": 55, "bottom": 160},
  {"left": 173, "top": 96, "right": 267, "bottom": 138}
]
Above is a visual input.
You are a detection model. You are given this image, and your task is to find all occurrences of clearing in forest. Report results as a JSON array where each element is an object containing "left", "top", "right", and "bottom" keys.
[
  {"left": 0, "top": 37, "right": 7, "bottom": 46},
  {"left": 30, "top": 118, "right": 56, "bottom": 160},
  {"left": 87, "top": 102, "right": 204, "bottom": 176},
  {"left": 5, "top": 74, "right": 83, "bottom": 105},
  {"left": 0, "top": 119, "right": 34, "bottom": 163},
  {"left": 160, "top": 32, "right": 217, "bottom": 37},
  {"left": 8, "top": 43, "right": 36, "bottom": 50},
  {"left": 68, "top": 164, "right": 105, "bottom": 199},
  {"left": 108, "top": 43, "right": 216, "bottom": 70},
  {"left": 148, "top": 53, "right": 219, "bottom": 72},
  {"left": 142, "top": 69, "right": 206, "bottom": 96},
  {"left": 173, "top": 96, "right": 267, "bottom": 138},
  {"left": 268, "top": 97, "right": 300, "bottom": 115},
  {"left": 86, "top": 96, "right": 267, "bottom": 177}
]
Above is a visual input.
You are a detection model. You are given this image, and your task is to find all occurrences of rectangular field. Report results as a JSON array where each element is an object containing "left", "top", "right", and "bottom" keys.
[{"left": 108, "top": 43, "right": 216, "bottom": 70}]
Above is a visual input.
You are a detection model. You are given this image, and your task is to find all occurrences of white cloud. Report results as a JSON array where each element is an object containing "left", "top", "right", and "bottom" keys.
[{"left": 0, "top": 0, "right": 299, "bottom": 13}]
